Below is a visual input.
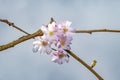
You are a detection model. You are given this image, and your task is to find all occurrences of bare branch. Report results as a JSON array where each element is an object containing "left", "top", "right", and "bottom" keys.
[
  {"left": 0, "top": 19, "right": 30, "bottom": 35},
  {"left": 75, "top": 29, "right": 120, "bottom": 34},
  {"left": 65, "top": 50, "right": 103, "bottom": 80},
  {"left": 0, "top": 29, "right": 43, "bottom": 51}
]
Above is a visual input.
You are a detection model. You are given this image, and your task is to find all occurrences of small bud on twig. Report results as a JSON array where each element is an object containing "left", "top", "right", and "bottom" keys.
[{"left": 91, "top": 60, "right": 97, "bottom": 68}]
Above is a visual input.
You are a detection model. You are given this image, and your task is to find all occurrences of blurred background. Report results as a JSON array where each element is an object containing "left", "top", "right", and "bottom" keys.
[{"left": 0, "top": 0, "right": 120, "bottom": 80}]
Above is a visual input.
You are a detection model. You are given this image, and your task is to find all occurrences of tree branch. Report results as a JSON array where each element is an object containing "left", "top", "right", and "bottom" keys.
[
  {"left": 0, "top": 29, "right": 43, "bottom": 51},
  {"left": 65, "top": 50, "right": 103, "bottom": 80},
  {"left": 0, "top": 19, "right": 30, "bottom": 35},
  {"left": 75, "top": 29, "right": 120, "bottom": 34},
  {"left": 2, "top": 19, "right": 120, "bottom": 80}
]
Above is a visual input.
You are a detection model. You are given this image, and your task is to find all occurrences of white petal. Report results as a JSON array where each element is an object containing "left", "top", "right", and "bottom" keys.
[
  {"left": 58, "top": 59, "right": 63, "bottom": 64},
  {"left": 51, "top": 56, "right": 58, "bottom": 62},
  {"left": 65, "top": 21, "right": 72, "bottom": 27},
  {"left": 41, "top": 26, "right": 48, "bottom": 34},
  {"left": 33, "top": 41, "right": 41, "bottom": 45},
  {"left": 32, "top": 46, "right": 39, "bottom": 53},
  {"left": 46, "top": 47, "right": 52, "bottom": 55}
]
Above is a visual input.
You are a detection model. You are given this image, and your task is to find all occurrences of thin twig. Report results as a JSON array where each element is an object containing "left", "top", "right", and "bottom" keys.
[
  {"left": 65, "top": 50, "right": 103, "bottom": 80},
  {"left": 0, "top": 29, "right": 43, "bottom": 51},
  {"left": 2, "top": 19, "right": 120, "bottom": 80},
  {"left": 75, "top": 29, "right": 120, "bottom": 34},
  {"left": 0, "top": 19, "right": 30, "bottom": 35},
  {"left": 0, "top": 18, "right": 56, "bottom": 51}
]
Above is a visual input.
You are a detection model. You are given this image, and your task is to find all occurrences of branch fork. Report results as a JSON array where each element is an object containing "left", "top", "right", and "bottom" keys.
[{"left": 1, "top": 18, "right": 120, "bottom": 80}]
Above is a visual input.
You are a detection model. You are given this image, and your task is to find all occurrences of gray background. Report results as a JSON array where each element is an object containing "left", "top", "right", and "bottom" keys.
[{"left": 0, "top": 0, "right": 120, "bottom": 80}]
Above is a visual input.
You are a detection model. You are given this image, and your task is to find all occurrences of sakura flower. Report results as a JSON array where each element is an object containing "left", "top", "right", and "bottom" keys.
[
  {"left": 58, "top": 21, "right": 75, "bottom": 35},
  {"left": 32, "top": 36, "right": 52, "bottom": 55},
  {"left": 55, "top": 35, "right": 72, "bottom": 50},
  {"left": 32, "top": 19, "right": 75, "bottom": 65},
  {"left": 41, "top": 22, "right": 58, "bottom": 42},
  {"left": 51, "top": 50, "right": 69, "bottom": 64}
]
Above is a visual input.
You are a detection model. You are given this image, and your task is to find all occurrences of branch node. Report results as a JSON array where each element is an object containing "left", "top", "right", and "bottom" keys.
[
  {"left": 89, "top": 32, "right": 92, "bottom": 34},
  {"left": 9, "top": 22, "right": 14, "bottom": 26}
]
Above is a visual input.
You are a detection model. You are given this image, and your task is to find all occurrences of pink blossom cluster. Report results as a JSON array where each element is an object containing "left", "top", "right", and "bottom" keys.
[{"left": 33, "top": 21, "right": 75, "bottom": 64}]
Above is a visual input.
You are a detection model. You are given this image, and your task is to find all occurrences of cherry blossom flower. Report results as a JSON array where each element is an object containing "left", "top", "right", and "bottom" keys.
[
  {"left": 58, "top": 21, "right": 75, "bottom": 35},
  {"left": 32, "top": 36, "right": 52, "bottom": 55},
  {"left": 51, "top": 50, "right": 69, "bottom": 64},
  {"left": 41, "top": 22, "right": 58, "bottom": 43},
  {"left": 32, "top": 20, "right": 74, "bottom": 64},
  {"left": 55, "top": 35, "right": 72, "bottom": 50}
]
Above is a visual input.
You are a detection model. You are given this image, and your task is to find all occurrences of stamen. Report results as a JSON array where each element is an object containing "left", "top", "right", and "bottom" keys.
[
  {"left": 63, "top": 27, "right": 68, "bottom": 33},
  {"left": 49, "top": 31, "right": 53, "bottom": 36},
  {"left": 61, "top": 41, "right": 65, "bottom": 46},
  {"left": 41, "top": 41, "right": 48, "bottom": 46},
  {"left": 58, "top": 52, "right": 64, "bottom": 59}
]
